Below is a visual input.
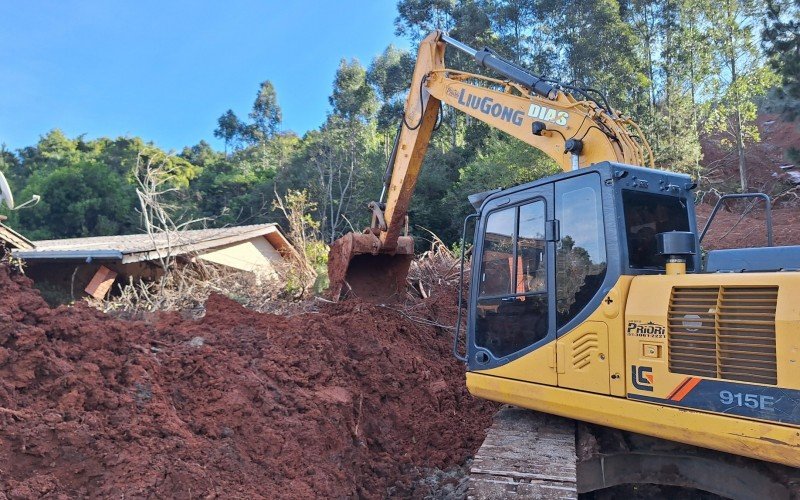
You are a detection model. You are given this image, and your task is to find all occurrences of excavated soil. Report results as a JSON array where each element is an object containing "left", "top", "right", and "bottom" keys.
[{"left": 0, "top": 267, "right": 495, "bottom": 498}]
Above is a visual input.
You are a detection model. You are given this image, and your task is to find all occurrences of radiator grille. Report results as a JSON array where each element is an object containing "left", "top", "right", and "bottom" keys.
[{"left": 667, "top": 286, "right": 778, "bottom": 385}]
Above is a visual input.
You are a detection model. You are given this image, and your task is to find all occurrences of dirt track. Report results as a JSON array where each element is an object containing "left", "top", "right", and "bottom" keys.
[{"left": 0, "top": 267, "right": 495, "bottom": 498}]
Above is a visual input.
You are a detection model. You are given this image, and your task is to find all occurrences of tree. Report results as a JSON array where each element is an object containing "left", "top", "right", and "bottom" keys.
[
  {"left": 395, "top": 0, "right": 457, "bottom": 41},
  {"left": 367, "top": 45, "right": 415, "bottom": 132},
  {"left": 619, "top": 0, "right": 708, "bottom": 173},
  {"left": 705, "top": 0, "right": 780, "bottom": 191},
  {"left": 763, "top": 0, "right": 800, "bottom": 159},
  {"left": 329, "top": 59, "right": 378, "bottom": 123},
  {"left": 546, "top": 0, "right": 649, "bottom": 114},
  {"left": 4, "top": 131, "right": 201, "bottom": 239},
  {"left": 15, "top": 161, "right": 139, "bottom": 240},
  {"left": 763, "top": 0, "right": 800, "bottom": 109},
  {"left": 16, "top": 129, "right": 83, "bottom": 179},
  {"left": 248, "top": 80, "right": 282, "bottom": 141},
  {"left": 214, "top": 109, "right": 247, "bottom": 153},
  {"left": 493, "top": 0, "right": 554, "bottom": 72}
]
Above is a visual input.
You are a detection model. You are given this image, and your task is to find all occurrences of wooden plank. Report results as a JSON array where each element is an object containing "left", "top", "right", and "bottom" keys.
[
  {"left": 84, "top": 265, "right": 117, "bottom": 299},
  {"left": 469, "top": 407, "right": 577, "bottom": 499}
]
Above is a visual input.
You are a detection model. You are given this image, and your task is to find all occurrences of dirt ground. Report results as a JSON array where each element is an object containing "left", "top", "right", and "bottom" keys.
[
  {"left": 701, "top": 113, "right": 800, "bottom": 197},
  {"left": 697, "top": 204, "right": 800, "bottom": 250},
  {"left": 0, "top": 267, "right": 495, "bottom": 498}
]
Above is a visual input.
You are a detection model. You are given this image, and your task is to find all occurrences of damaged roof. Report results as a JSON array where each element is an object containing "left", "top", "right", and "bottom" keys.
[
  {"left": 0, "top": 222, "right": 34, "bottom": 250},
  {"left": 13, "top": 224, "right": 296, "bottom": 263}
]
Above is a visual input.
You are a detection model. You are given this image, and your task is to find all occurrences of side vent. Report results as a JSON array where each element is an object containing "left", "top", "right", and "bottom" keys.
[
  {"left": 668, "top": 286, "right": 778, "bottom": 385},
  {"left": 571, "top": 332, "right": 599, "bottom": 370}
]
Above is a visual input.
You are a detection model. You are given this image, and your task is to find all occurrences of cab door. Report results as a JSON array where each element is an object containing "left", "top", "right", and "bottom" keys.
[
  {"left": 468, "top": 185, "right": 557, "bottom": 386},
  {"left": 552, "top": 173, "right": 612, "bottom": 395}
]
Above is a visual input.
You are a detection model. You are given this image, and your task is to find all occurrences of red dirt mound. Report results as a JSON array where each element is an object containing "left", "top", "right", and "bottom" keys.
[{"left": 0, "top": 267, "right": 495, "bottom": 498}]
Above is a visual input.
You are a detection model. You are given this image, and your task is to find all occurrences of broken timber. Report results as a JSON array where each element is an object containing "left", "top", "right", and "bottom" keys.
[{"left": 468, "top": 407, "right": 577, "bottom": 499}]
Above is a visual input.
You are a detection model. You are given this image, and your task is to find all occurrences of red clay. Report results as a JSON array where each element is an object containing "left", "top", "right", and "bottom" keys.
[
  {"left": 698, "top": 113, "right": 800, "bottom": 250},
  {"left": 0, "top": 267, "right": 495, "bottom": 498},
  {"left": 701, "top": 113, "right": 800, "bottom": 197},
  {"left": 697, "top": 205, "right": 800, "bottom": 250}
]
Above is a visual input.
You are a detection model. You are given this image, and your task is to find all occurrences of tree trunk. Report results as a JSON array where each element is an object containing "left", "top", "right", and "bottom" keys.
[
  {"left": 735, "top": 109, "right": 747, "bottom": 191},
  {"left": 727, "top": 8, "right": 747, "bottom": 192}
]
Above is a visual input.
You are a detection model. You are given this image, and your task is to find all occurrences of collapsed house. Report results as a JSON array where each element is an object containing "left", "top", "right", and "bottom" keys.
[{"left": 12, "top": 224, "right": 298, "bottom": 302}]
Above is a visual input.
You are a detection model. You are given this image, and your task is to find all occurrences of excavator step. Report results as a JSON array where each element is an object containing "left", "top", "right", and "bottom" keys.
[{"left": 468, "top": 406, "right": 578, "bottom": 499}]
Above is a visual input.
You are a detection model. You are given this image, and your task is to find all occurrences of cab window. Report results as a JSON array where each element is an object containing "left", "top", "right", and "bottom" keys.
[
  {"left": 479, "top": 208, "right": 515, "bottom": 297},
  {"left": 556, "top": 175, "right": 607, "bottom": 329},
  {"left": 622, "top": 190, "right": 690, "bottom": 270},
  {"left": 476, "top": 200, "right": 548, "bottom": 358}
]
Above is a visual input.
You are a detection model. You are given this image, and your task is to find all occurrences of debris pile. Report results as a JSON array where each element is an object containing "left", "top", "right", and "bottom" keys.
[{"left": 0, "top": 267, "right": 495, "bottom": 498}]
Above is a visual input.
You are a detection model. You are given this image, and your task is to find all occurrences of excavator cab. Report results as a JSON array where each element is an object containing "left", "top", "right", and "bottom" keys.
[
  {"left": 327, "top": 30, "right": 800, "bottom": 474},
  {"left": 462, "top": 162, "right": 699, "bottom": 370}
]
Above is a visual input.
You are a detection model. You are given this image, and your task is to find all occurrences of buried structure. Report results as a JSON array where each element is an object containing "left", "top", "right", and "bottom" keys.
[{"left": 12, "top": 224, "right": 298, "bottom": 303}]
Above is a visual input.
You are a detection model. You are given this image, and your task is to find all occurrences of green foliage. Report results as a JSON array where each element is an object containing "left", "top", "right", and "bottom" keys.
[
  {"left": 214, "top": 110, "right": 247, "bottom": 152},
  {"left": 395, "top": 0, "right": 457, "bottom": 40},
  {"left": 700, "top": 0, "right": 781, "bottom": 189},
  {"left": 272, "top": 189, "right": 329, "bottom": 296},
  {"left": 367, "top": 45, "right": 415, "bottom": 130},
  {"left": 1, "top": 131, "right": 201, "bottom": 240},
  {"left": 14, "top": 160, "right": 139, "bottom": 240},
  {"left": 764, "top": 0, "right": 800, "bottom": 101},
  {"left": 705, "top": 65, "right": 780, "bottom": 144},
  {"left": 249, "top": 80, "right": 283, "bottom": 141},
  {"left": 213, "top": 80, "right": 283, "bottom": 152},
  {"left": 456, "top": 134, "right": 559, "bottom": 191},
  {"left": 329, "top": 59, "right": 378, "bottom": 123},
  {"left": 5, "top": 0, "right": 795, "bottom": 253},
  {"left": 434, "top": 134, "right": 559, "bottom": 242}
]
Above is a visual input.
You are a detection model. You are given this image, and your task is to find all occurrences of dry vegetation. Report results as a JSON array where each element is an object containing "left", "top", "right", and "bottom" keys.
[
  {"left": 91, "top": 262, "right": 321, "bottom": 319},
  {"left": 89, "top": 157, "right": 327, "bottom": 319},
  {"left": 407, "top": 230, "right": 466, "bottom": 299}
]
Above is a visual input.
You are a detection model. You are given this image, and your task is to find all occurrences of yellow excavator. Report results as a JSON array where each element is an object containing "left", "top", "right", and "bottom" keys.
[{"left": 329, "top": 31, "right": 800, "bottom": 497}]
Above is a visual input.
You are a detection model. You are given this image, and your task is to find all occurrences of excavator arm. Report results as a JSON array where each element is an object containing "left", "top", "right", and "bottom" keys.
[{"left": 328, "top": 31, "right": 653, "bottom": 300}]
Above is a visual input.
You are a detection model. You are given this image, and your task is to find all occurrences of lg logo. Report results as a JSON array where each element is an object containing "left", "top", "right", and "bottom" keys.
[{"left": 632, "top": 365, "right": 654, "bottom": 392}]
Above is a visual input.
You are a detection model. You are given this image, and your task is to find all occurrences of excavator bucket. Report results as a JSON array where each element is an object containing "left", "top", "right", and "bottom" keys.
[{"left": 327, "top": 232, "right": 414, "bottom": 302}]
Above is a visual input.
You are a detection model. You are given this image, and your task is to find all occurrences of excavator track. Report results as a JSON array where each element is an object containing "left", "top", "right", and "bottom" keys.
[
  {"left": 469, "top": 406, "right": 800, "bottom": 499},
  {"left": 468, "top": 407, "right": 578, "bottom": 499}
]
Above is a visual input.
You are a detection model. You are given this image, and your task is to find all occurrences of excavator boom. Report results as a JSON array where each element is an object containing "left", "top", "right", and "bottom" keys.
[{"left": 328, "top": 31, "right": 652, "bottom": 300}]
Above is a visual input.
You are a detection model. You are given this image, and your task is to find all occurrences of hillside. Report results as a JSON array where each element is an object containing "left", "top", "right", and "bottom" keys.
[{"left": 698, "top": 114, "right": 800, "bottom": 250}]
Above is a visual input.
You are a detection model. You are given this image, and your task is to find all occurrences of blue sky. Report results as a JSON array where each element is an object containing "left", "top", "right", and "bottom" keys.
[{"left": 0, "top": 1, "right": 407, "bottom": 152}]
